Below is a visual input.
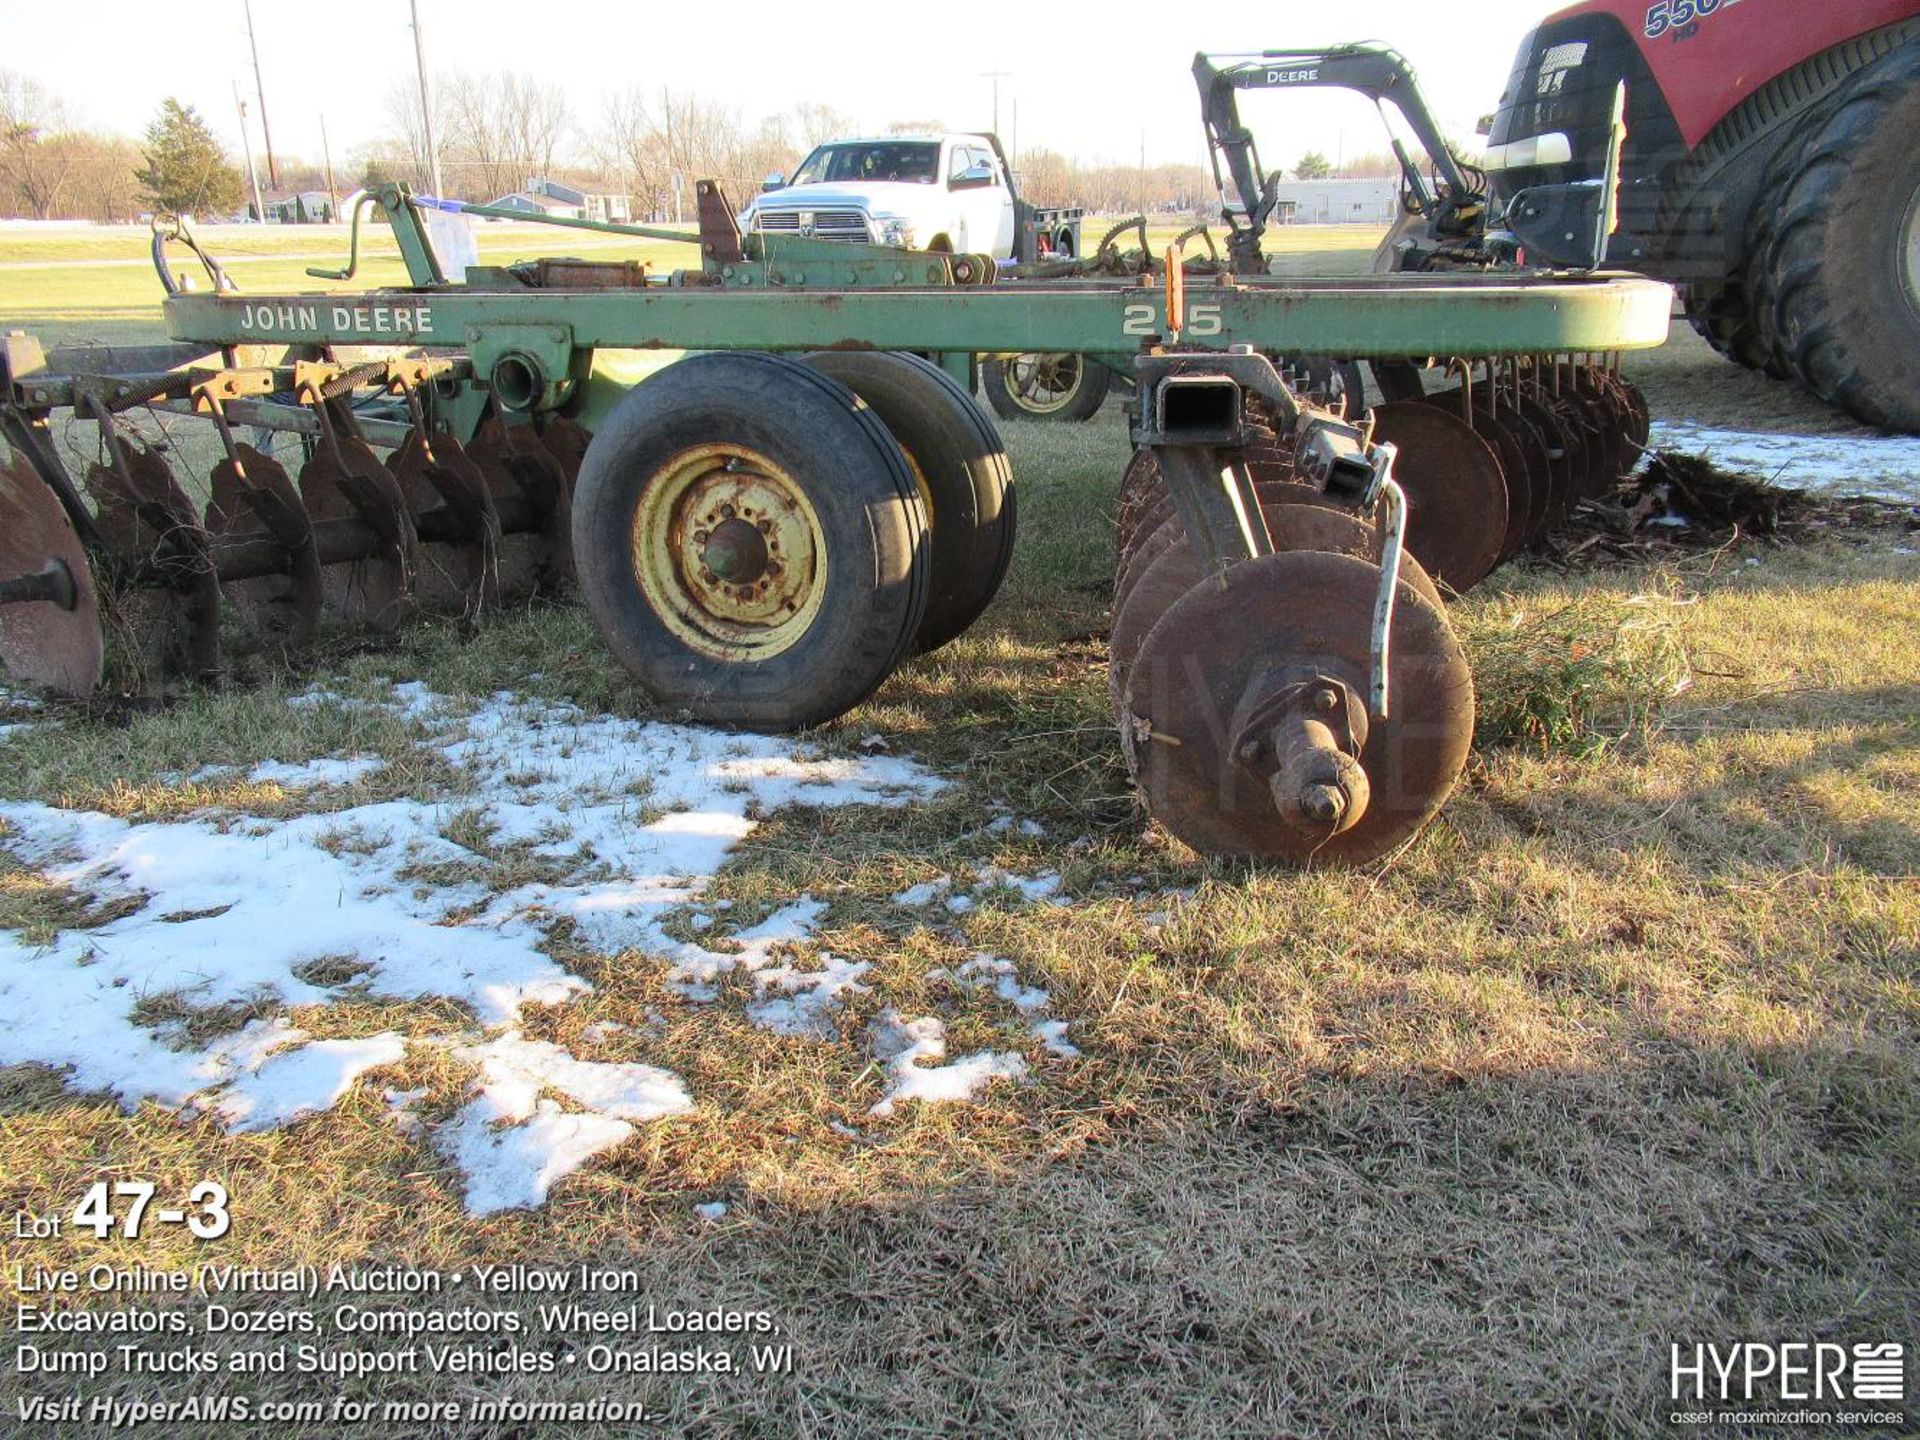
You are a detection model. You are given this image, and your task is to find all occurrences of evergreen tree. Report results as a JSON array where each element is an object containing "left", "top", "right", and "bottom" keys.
[
  {"left": 136, "top": 99, "right": 242, "bottom": 216},
  {"left": 1293, "top": 151, "right": 1334, "bottom": 180}
]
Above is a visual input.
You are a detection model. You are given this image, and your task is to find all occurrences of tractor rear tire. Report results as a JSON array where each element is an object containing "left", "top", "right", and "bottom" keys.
[
  {"left": 1669, "top": 27, "right": 1914, "bottom": 378},
  {"left": 802, "top": 351, "right": 1016, "bottom": 654},
  {"left": 982, "top": 353, "right": 1108, "bottom": 422},
  {"left": 1681, "top": 280, "right": 1774, "bottom": 373},
  {"left": 1765, "top": 39, "right": 1920, "bottom": 431},
  {"left": 572, "top": 351, "right": 929, "bottom": 730}
]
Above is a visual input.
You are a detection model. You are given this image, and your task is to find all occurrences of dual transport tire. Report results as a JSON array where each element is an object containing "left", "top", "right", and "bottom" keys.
[{"left": 571, "top": 351, "right": 1015, "bottom": 730}]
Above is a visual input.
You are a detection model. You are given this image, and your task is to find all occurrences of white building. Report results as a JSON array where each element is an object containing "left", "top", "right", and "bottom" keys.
[
  {"left": 1268, "top": 178, "right": 1399, "bottom": 226},
  {"left": 484, "top": 177, "right": 632, "bottom": 224}
]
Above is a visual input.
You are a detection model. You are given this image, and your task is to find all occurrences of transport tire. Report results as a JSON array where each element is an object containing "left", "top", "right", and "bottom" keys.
[
  {"left": 1765, "top": 39, "right": 1920, "bottom": 431},
  {"left": 571, "top": 351, "right": 929, "bottom": 729},
  {"left": 801, "top": 351, "right": 1016, "bottom": 654},
  {"left": 982, "top": 353, "right": 1108, "bottom": 422}
]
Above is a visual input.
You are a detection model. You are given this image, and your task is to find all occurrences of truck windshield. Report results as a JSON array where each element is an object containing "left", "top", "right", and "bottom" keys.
[{"left": 788, "top": 142, "right": 940, "bottom": 186}]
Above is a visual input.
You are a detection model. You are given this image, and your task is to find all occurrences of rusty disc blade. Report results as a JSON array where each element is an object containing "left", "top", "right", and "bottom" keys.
[
  {"left": 1582, "top": 368, "right": 1643, "bottom": 481},
  {"left": 87, "top": 436, "right": 223, "bottom": 683},
  {"left": 1115, "top": 447, "right": 1163, "bottom": 556},
  {"left": 471, "top": 417, "right": 573, "bottom": 593},
  {"left": 390, "top": 430, "right": 502, "bottom": 614},
  {"left": 1365, "top": 400, "right": 1509, "bottom": 593},
  {"left": 299, "top": 438, "right": 418, "bottom": 632},
  {"left": 207, "top": 445, "right": 322, "bottom": 655},
  {"left": 1111, "top": 501, "right": 1444, "bottom": 704},
  {"left": 539, "top": 414, "right": 592, "bottom": 491},
  {"left": 1477, "top": 407, "right": 1541, "bottom": 563},
  {"left": 1116, "top": 432, "right": 1302, "bottom": 565},
  {"left": 1563, "top": 371, "right": 1621, "bottom": 498},
  {"left": 1115, "top": 474, "right": 1331, "bottom": 611},
  {"left": 1419, "top": 388, "right": 1535, "bottom": 566},
  {"left": 1121, "top": 550, "right": 1473, "bottom": 866},
  {"left": 0, "top": 458, "right": 102, "bottom": 696},
  {"left": 1507, "top": 391, "right": 1577, "bottom": 540},
  {"left": 1484, "top": 395, "right": 1556, "bottom": 552}
]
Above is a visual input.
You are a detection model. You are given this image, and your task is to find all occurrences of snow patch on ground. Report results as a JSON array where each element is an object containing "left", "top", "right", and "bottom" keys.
[
  {"left": 1651, "top": 423, "right": 1920, "bottom": 502},
  {"left": 0, "top": 683, "right": 959, "bottom": 1212},
  {"left": 869, "top": 1011, "right": 1028, "bottom": 1117},
  {"left": 930, "top": 952, "right": 1080, "bottom": 1061},
  {"left": 215, "top": 1031, "right": 407, "bottom": 1132},
  {"left": 444, "top": 1034, "right": 694, "bottom": 1214},
  {"left": 894, "top": 866, "right": 1067, "bottom": 912},
  {"left": 247, "top": 755, "right": 387, "bottom": 789}
]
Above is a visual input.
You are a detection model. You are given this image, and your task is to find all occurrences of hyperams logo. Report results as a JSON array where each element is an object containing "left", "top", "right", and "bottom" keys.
[{"left": 1668, "top": 1342, "right": 1906, "bottom": 1428}]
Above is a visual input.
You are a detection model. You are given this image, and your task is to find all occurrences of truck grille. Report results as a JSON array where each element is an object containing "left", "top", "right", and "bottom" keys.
[{"left": 754, "top": 208, "right": 871, "bottom": 242}]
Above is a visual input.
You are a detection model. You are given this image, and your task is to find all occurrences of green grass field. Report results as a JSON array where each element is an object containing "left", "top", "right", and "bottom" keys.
[{"left": 1, "top": 220, "right": 1915, "bottom": 1436}]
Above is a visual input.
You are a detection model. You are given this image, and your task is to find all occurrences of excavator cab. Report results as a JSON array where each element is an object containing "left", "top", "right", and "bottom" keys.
[{"left": 1192, "top": 45, "right": 1491, "bottom": 274}]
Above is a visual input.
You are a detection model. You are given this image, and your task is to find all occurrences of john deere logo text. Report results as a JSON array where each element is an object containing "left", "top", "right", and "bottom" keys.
[{"left": 236, "top": 303, "right": 434, "bottom": 337}]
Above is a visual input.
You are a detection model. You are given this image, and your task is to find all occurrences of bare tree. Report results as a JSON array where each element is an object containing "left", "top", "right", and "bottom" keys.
[
  {"left": 1334, "top": 150, "right": 1405, "bottom": 179},
  {"left": 593, "top": 88, "right": 796, "bottom": 220},
  {"left": 0, "top": 72, "right": 78, "bottom": 218},
  {"left": 381, "top": 77, "right": 445, "bottom": 192},
  {"left": 66, "top": 135, "right": 142, "bottom": 222},
  {"left": 791, "top": 101, "right": 856, "bottom": 149},
  {"left": 438, "top": 71, "right": 571, "bottom": 200},
  {"left": 1014, "top": 148, "right": 1071, "bottom": 208}
]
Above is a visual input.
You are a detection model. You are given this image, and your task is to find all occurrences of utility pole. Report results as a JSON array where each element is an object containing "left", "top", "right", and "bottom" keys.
[
  {"left": 981, "top": 70, "right": 1011, "bottom": 138},
  {"left": 243, "top": 0, "right": 278, "bottom": 188},
  {"left": 320, "top": 112, "right": 340, "bottom": 222},
  {"left": 233, "top": 82, "right": 265, "bottom": 222},
  {"left": 410, "top": 0, "right": 445, "bottom": 197}
]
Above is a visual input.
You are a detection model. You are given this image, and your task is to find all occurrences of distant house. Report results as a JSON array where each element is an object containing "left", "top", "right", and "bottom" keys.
[
  {"left": 485, "top": 176, "right": 631, "bottom": 224},
  {"left": 258, "top": 190, "right": 337, "bottom": 224},
  {"left": 484, "top": 189, "right": 584, "bottom": 221},
  {"left": 1268, "top": 178, "right": 1399, "bottom": 226}
]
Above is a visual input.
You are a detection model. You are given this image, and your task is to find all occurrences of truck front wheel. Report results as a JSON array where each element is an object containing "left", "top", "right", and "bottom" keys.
[{"left": 982, "top": 353, "right": 1108, "bottom": 422}]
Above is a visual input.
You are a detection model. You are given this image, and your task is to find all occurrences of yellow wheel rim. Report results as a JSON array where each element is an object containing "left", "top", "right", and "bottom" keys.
[{"left": 633, "top": 444, "right": 826, "bottom": 661}]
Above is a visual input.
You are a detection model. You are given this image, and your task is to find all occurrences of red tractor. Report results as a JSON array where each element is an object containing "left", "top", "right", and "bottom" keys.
[{"left": 1484, "top": 0, "right": 1920, "bottom": 430}]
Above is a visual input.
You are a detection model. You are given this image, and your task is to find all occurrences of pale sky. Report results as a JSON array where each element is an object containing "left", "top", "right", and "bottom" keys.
[{"left": 6, "top": 0, "right": 1559, "bottom": 178}]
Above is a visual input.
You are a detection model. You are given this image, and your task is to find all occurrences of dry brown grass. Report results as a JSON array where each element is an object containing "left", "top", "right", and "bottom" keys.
[{"left": 3, "top": 356, "right": 1918, "bottom": 1436}]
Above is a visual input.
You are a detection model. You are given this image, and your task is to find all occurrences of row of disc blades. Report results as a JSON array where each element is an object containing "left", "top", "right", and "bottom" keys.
[
  {"left": 0, "top": 406, "right": 587, "bottom": 698},
  {"left": 1116, "top": 362, "right": 1650, "bottom": 596}
]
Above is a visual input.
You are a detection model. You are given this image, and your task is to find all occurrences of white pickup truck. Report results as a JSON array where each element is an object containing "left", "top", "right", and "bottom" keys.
[
  {"left": 741, "top": 133, "right": 1107, "bottom": 420},
  {"left": 740, "top": 133, "right": 1081, "bottom": 264}
]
